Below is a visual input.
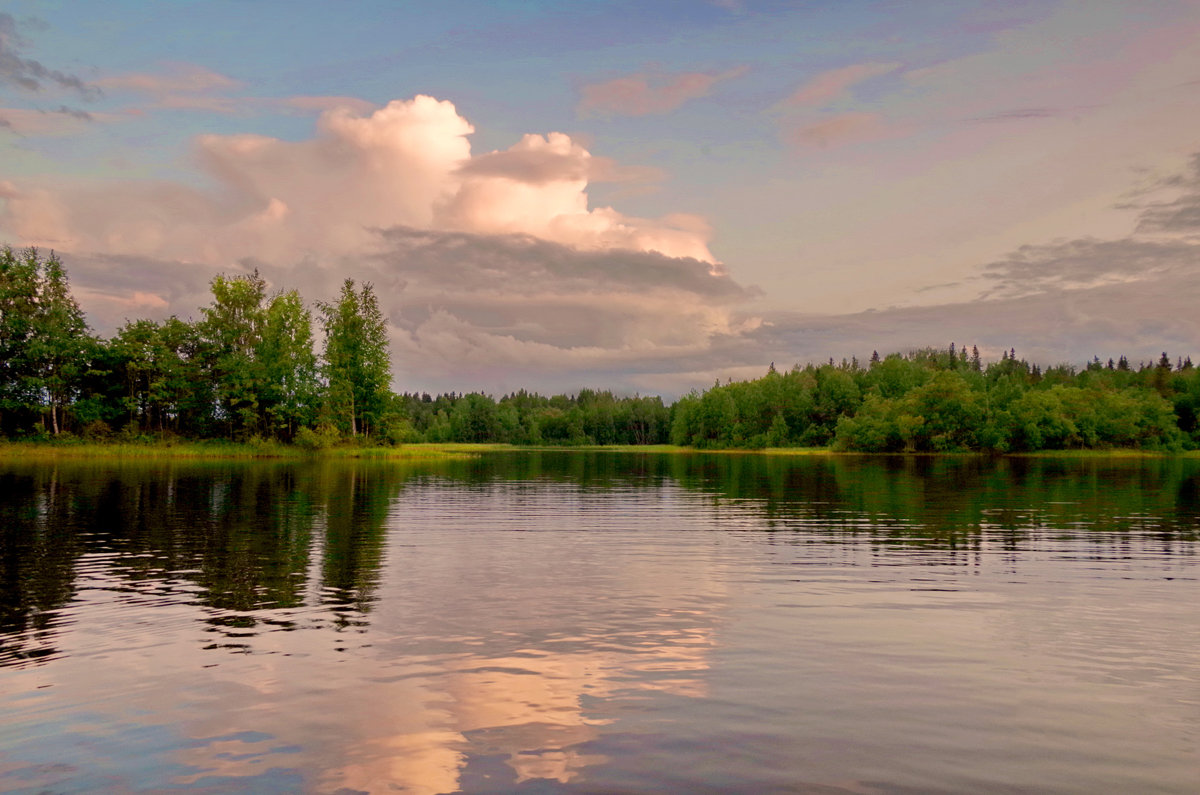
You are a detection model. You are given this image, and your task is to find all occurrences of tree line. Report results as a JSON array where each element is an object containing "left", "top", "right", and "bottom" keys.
[
  {"left": 671, "top": 347, "right": 1199, "bottom": 452},
  {"left": 3, "top": 247, "right": 1199, "bottom": 451},
  {"left": 1, "top": 247, "right": 391, "bottom": 444}
]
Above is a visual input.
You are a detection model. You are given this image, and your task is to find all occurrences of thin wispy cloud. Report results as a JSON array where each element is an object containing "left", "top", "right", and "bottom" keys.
[
  {"left": 971, "top": 107, "right": 1058, "bottom": 122},
  {"left": 1133, "top": 154, "right": 1200, "bottom": 235},
  {"left": 0, "top": 12, "right": 98, "bottom": 98},
  {"left": 97, "top": 63, "right": 377, "bottom": 118},
  {"left": 578, "top": 66, "right": 747, "bottom": 117},
  {"left": 96, "top": 63, "right": 241, "bottom": 96},
  {"left": 981, "top": 153, "right": 1200, "bottom": 299},
  {"left": 785, "top": 112, "right": 886, "bottom": 149},
  {"left": 0, "top": 106, "right": 105, "bottom": 135},
  {"left": 781, "top": 62, "right": 900, "bottom": 108}
]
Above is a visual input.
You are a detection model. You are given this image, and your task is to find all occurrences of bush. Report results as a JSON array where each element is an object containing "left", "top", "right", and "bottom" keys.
[
  {"left": 294, "top": 424, "right": 342, "bottom": 451},
  {"left": 81, "top": 419, "right": 113, "bottom": 441}
]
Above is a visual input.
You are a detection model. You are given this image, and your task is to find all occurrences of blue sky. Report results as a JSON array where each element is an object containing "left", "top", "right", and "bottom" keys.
[{"left": 3, "top": 0, "right": 1200, "bottom": 395}]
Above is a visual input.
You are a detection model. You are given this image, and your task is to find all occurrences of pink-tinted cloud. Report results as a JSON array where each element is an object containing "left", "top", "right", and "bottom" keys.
[
  {"left": 782, "top": 62, "right": 900, "bottom": 107},
  {"left": 0, "top": 95, "right": 754, "bottom": 388},
  {"left": 282, "top": 95, "right": 378, "bottom": 115},
  {"left": 96, "top": 63, "right": 240, "bottom": 96},
  {"left": 1, "top": 95, "right": 715, "bottom": 265},
  {"left": 460, "top": 133, "right": 663, "bottom": 185},
  {"left": 578, "top": 67, "right": 747, "bottom": 117},
  {"left": 786, "top": 112, "right": 886, "bottom": 148},
  {"left": 0, "top": 106, "right": 107, "bottom": 135},
  {"left": 98, "top": 64, "right": 384, "bottom": 118}
]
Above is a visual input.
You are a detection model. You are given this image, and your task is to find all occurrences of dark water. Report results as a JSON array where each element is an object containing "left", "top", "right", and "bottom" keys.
[{"left": 1, "top": 453, "right": 1198, "bottom": 794}]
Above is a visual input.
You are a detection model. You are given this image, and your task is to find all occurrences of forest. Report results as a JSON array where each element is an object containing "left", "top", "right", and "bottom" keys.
[{"left": 3, "top": 246, "right": 1199, "bottom": 452}]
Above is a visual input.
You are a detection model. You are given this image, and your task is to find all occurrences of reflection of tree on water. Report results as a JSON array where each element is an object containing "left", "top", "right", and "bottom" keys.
[
  {"left": 316, "top": 463, "right": 395, "bottom": 615},
  {"left": 660, "top": 454, "right": 1200, "bottom": 549},
  {"left": 0, "top": 468, "right": 84, "bottom": 666},
  {"left": 4, "top": 452, "right": 1198, "bottom": 792},
  {"left": 4, "top": 454, "right": 1197, "bottom": 668},
  {"left": 0, "top": 461, "right": 429, "bottom": 666}
]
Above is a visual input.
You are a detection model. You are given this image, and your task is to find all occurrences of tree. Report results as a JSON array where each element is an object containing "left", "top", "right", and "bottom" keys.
[
  {"left": 200, "top": 271, "right": 268, "bottom": 438},
  {"left": 0, "top": 248, "right": 91, "bottom": 435},
  {"left": 258, "top": 290, "right": 319, "bottom": 439},
  {"left": 319, "top": 279, "right": 392, "bottom": 438},
  {"left": 0, "top": 247, "right": 41, "bottom": 433}
]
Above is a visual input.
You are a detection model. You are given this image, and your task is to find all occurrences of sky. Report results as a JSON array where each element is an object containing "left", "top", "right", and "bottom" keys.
[{"left": 2, "top": 0, "right": 1200, "bottom": 397}]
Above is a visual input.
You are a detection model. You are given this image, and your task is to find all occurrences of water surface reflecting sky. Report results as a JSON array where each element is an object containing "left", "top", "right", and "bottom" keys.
[{"left": 1, "top": 454, "right": 1197, "bottom": 793}]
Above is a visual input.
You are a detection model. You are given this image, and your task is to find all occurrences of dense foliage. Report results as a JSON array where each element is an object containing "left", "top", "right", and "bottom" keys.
[
  {"left": 3, "top": 247, "right": 1199, "bottom": 451},
  {"left": 671, "top": 348, "right": 1197, "bottom": 452}
]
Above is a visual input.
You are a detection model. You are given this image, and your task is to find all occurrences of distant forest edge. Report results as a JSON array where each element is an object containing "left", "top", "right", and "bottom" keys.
[{"left": 3, "top": 247, "right": 1199, "bottom": 453}]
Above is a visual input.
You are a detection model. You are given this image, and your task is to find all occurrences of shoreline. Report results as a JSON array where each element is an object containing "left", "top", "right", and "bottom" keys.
[{"left": 2, "top": 441, "right": 1196, "bottom": 461}]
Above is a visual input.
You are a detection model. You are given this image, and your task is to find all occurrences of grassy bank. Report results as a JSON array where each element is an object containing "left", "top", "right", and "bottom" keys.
[
  {"left": 1007, "top": 448, "right": 1200, "bottom": 459},
  {"left": 2, "top": 440, "right": 1195, "bottom": 462},
  {"left": 537, "top": 444, "right": 832, "bottom": 456},
  {"left": 0, "top": 440, "right": 492, "bottom": 461}
]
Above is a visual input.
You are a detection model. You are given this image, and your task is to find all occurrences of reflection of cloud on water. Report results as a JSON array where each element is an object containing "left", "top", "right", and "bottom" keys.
[
  {"left": 316, "top": 616, "right": 716, "bottom": 793},
  {"left": 147, "top": 614, "right": 715, "bottom": 794},
  {"left": 1, "top": 472, "right": 730, "bottom": 793}
]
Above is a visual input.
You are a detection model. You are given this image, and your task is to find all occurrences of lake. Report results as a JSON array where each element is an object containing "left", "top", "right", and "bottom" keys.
[{"left": 1, "top": 452, "right": 1197, "bottom": 793}]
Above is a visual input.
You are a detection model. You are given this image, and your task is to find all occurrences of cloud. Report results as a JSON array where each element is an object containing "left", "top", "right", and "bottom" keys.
[
  {"left": 578, "top": 67, "right": 747, "bottom": 117},
  {"left": 981, "top": 237, "right": 1200, "bottom": 298},
  {"left": 458, "top": 132, "right": 662, "bottom": 185},
  {"left": 785, "top": 112, "right": 885, "bottom": 148},
  {"left": 781, "top": 62, "right": 900, "bottom": 107},
  {"left": 980, "top": 152, "right": 1200, "bottom": 299},
  {"left": 0, "top": 12, "right": 97, "bottom": 98},
  {"left": 50, "top": 227, "right": 759, "bottom": 393},
  {"left": 1133, "top": 154, "right": 1200, "bottom": 235},
  {"left": 651, "top": 148, "right": 1200, "bottom": 391},
  {"left": 96, "top": 63, "right": 239, "bottom": 96},
  {"left": 0, "top": 94, "right": 754, "bottom": 394},
  {"left": 281, "top": 95, "right": 378, "bottom": 116},
  {"left": 771, "top": 62, "right": 901, "bottom": 151},
  {"left": 1, "top": 95, "right": 715, "bottom": 264},
  {"left": 754, "top": 270, "right": 1200, "bottom": 374},
  {"left": 372, "top": 227, "right": 759, "bottom": 384},
  {"left": 93, "top": 62, "right": 249, "bottom": 114},
  {"left": 96, "top": 64, "right": 375, "bottom": 118},
  {"left": 971, "top": 107, "right": 1059, "bottom": 123},
  {"left": 0, "top": 106, "right": 104, "bottom": 136}
]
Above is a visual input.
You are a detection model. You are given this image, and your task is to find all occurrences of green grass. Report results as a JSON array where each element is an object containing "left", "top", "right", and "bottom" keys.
[
  {"left": 1007, "top": 448, "right": 1188, "bottom": 459},
  {"left": 3, "top": 439, "right": 1194, "bottom": 462},
  {"left": 0, "top": 440, "right": 482, "bottom": 461}
]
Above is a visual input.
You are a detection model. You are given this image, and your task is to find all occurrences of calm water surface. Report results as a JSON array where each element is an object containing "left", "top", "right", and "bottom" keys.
[{"left": 1, "top": 453, "right": 1197, "bottom": 793}]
